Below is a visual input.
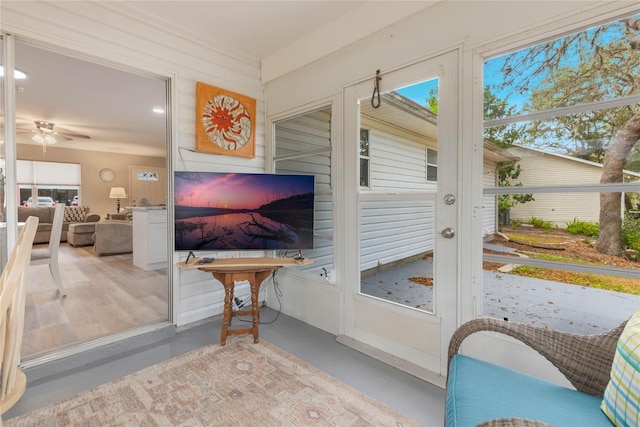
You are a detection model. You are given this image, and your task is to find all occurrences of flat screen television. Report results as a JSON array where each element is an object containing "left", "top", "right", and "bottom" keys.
[{"left": 174, "top": 172, "right": 314, "bottom": 251}]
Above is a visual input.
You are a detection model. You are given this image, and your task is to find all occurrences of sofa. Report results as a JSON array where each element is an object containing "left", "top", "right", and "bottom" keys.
[
  {"left": 18, "top": 206, "right": 100, "bottom": 244},
  {"left": 92, "top": 221, "right": 133, "bottom": 256},
  {"left": 445, "top": 316, "right": 634, "bottom": 427}
]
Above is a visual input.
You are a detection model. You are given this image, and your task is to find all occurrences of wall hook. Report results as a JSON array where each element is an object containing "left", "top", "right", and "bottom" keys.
[{"left": 371, "top": 69, "right": 381, "bottom": 109}]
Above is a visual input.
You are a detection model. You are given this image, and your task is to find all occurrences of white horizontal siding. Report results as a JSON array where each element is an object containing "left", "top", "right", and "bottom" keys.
[
  {"left": 483, "top": 159, "right": 497, "bottom": 237},
  {"left": 369, "top": 129, "right": 430, "bottom": 191},
  {"left": 507, "top": 146, "right": 607, "bottom": 226},
  {"left": 360, "top": 199, "right": 434, "bottom": 271}
]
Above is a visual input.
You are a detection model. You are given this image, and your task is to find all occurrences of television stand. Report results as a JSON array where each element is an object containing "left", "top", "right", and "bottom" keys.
[{"left": 177, "top": 257, "right": 312, "bottom": 345}]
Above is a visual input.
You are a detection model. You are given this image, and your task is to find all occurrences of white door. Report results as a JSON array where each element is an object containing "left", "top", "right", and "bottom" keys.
[{"left": 342, "top": 50, "right": 458, "bottom": 381}]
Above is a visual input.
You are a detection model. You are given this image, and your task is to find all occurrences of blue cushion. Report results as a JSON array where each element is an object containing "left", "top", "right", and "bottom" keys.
[{"left": 446, "top": 354, "right": 610, "bottom": 426}]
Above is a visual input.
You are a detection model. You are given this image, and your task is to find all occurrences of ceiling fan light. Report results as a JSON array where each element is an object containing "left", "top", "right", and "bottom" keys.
[
  {"left": 44, "top": 135, "right": 57, "bottom": 144},
  {"left": 32, "top": 134, "right": 44, "bottom": 144}
]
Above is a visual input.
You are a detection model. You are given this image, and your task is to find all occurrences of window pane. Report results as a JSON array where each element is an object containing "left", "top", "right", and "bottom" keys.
[
  {"left": 359, "top": 78, "right": 438, "bottom": 313},
  {"left": 360, "top": 158, "right": 369, "bottom": 187},
  {"left": 427, "top": 165, "right": 437, "bottom": 182},
  {"left": 427, "top": 148, "right": 437, "bottom": 164},
  {"left": 360, "top": 129, "right": 369, "bottom": 156},
  {"left": 483, "top": 14, "right": 640, "bottom": 333},
  {"left": 484, "top": 15, "right": 640, "bottom": 120},
  {"left": 274, "top": 107, "right": 333, "bottom": 276}
]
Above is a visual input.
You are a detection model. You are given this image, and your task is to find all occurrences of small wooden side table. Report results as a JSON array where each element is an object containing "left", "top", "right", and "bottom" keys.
[{"left": 177, "top": 257, "right": 312, "bottom": 345}]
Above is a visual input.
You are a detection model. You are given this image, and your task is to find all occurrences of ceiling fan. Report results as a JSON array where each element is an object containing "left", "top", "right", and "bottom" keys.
[{"left": 18, "top": 120, "right": 90, "bottom": 152}]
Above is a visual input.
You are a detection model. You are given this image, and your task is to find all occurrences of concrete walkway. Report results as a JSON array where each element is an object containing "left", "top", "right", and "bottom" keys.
[{"left": 360, "top": 247, "right": 640, "bottom": 334}]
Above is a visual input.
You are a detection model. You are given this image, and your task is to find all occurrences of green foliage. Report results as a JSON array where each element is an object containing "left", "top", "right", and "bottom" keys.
[
  {"left": 425, "top": 88, "right": 438, "bottom": 114},
  {"left": 565, "top": 218, "right": 599, "bottom": 237},
  {"left": 497, "top": 163, "right": 535, "bottom": 211},
  {"left": 529, "top": 217, "right": 554, "bottom": 231},
  {"left": 510, "top": 218, "right": 522, "bottom": 229},
  {"left": 482, "top": 86, "right": 535, "bottom": 213},
  {"left": 622, "top": 213, "right": 640, "bottom": 254},
  {"left": 483, "top": 87, "right": 529, "bottom": 148}
]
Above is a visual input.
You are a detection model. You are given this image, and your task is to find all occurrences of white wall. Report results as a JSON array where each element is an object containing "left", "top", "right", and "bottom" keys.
[{"left": 1, "top": 1, "right": 265, "bottom": 327}]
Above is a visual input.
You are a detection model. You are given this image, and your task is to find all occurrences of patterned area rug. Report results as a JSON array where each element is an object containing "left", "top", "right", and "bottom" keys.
[{"left": 6, "top": 335, "right": 419, "bottom": 426}]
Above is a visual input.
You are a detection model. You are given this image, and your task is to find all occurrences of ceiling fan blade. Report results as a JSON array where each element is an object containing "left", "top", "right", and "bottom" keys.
[{"left": 55, "top": 129, "right": 90, "bottom": 139}]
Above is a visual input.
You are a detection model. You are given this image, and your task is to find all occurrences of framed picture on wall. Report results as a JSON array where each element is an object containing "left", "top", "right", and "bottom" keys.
[{"left": 195, "top": 82, "right": 256, "bottom": 158}]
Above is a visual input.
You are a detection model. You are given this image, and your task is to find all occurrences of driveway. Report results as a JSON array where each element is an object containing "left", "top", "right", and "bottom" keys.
[{"left": 360, "top": 249, "right": 639, "bottom": 334}]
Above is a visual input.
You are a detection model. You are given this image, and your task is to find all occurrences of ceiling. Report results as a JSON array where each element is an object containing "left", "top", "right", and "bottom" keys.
[
  {"left": 124, "top": 1, "right": 369, "bottom": 60},
  {"left": 5, "top": 1, "right": 433, "bottom": 157},
  {"left": 12, "top": 42, "right": 168, "bottom": 157}
]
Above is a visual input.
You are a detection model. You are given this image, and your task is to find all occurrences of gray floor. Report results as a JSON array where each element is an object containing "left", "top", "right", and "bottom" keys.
[
  {"left": 5, "top": 308, "right": 446, "bottom": 426},
  {"left": 362, "top": 247, "right": 640, "bottom": 334}
]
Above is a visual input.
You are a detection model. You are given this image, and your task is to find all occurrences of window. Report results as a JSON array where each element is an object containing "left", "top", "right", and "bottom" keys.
[
  {"left": 427, "top": 148, "right": 437, "bottom": 182},
  {"left": 360, "top": 128, "right": 370, "bottom": 188},
  {"left": 17, "top": 160, "right": 81, "bottom": 206},
  {"left": 274, "top": 107, "right": 334, "bottom": 276},
  {"left": 482, "top": 14, "right": 640, "bottom": 333}
]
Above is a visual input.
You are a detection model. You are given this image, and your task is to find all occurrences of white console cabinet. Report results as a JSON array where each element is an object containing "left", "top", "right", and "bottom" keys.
[{"left": 132, "top": 208, "right": 167, "bottom": 271}]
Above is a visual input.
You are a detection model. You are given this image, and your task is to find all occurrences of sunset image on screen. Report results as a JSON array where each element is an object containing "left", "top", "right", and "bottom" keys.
[{"left": 174, "top": 172, "right": 314, "bottom": 251}]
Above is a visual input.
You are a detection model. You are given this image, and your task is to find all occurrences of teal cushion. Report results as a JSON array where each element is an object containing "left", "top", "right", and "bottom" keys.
[
  {"left": 601, "top": 309, "right": 640, "bottom": 426},
  {"left": 446, "top": 354, "right": 610, "bottom": 426}
]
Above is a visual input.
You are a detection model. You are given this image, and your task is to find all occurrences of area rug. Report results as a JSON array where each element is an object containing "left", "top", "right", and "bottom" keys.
[{"left": 5, "top": 335, "right": 419, "bottom": 426}]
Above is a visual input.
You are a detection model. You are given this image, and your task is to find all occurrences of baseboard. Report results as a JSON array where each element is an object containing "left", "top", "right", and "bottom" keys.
[
  {"left": 22, "top": 324, "right": 176, "bottom": 383},
  {"left": 336, "top": 335, "right": 447, "bottom": 389}
]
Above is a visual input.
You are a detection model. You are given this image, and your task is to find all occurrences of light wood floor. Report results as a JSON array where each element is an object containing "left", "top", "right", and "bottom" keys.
[{"left": 23, "top": 242, "right": 168, "bottom": 359}]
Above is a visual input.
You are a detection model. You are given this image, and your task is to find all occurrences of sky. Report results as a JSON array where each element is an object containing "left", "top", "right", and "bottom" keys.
[
  {"left": 174, "top": 172, "right": 314, "bottom": 210},
  {"left": 395, "top": 79, "right": 438, "bottom": 107}
]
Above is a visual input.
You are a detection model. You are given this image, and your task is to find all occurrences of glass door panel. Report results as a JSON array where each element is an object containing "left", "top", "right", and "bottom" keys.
[{"left": 358, "top": 76, "right": 438, "bottom": 313}]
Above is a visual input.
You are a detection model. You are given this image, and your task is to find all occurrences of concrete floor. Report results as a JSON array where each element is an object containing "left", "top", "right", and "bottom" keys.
[
  {"left": 361, "top": 247, "right": 640, "bottom": 334},
  {"left": 361, "top": 255, "right": 434, "bottom": 312},
  {"left": 5, "top": 308, "right": 446, "bottom": 426}
]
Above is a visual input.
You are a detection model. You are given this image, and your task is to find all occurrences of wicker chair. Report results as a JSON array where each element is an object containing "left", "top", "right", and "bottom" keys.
[{"left": 446, "top": 317, "right": 628, "bottom": 427}]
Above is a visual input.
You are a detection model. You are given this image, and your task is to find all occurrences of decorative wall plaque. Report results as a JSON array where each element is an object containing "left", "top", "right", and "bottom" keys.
[{"left": 195, "top": 82, "right": 256, "bottom": 158}]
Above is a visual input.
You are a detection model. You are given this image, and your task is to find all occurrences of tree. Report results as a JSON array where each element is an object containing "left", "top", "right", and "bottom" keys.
[{"left": 495, "top": 16, "right": 640, "bottom": 255}]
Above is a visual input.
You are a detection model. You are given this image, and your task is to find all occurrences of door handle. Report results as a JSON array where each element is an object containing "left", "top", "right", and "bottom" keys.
[{"left": 441, "top": 227, "right": 455, "bottom": 239}]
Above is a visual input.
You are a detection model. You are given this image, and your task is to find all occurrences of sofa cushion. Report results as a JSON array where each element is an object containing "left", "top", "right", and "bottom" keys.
[
  {"left": 601, "top": 309, "right": 640, "bottom": 426},
  {"left": 64, "top": 206, "right": 88, "bottom": 223},
  {"left": 18, "top": 206, "right": 54, "bottom": 223},
  {"left": 446, "top": 354, "right": 609, "bottom": 426}
]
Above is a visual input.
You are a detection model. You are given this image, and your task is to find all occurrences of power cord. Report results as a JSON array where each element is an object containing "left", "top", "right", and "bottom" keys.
[{"left": 234, "top": 270, "right": 282, "bottom": 324}]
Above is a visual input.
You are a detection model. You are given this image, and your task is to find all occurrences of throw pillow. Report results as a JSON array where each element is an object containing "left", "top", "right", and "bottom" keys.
[
  {"left": 64, "top": 206, "right": 88, "bottom": 223},
  {"left": 601, "top": 309, "right": 640, "bottom": 426}
]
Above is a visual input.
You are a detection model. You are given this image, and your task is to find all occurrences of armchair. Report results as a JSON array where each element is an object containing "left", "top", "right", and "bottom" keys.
[
  {"left": 92, "top": 222, "right": 132, "bottom": 256},
  {"left": 445, "top": 317, "right": 627, "bottom": 426}
]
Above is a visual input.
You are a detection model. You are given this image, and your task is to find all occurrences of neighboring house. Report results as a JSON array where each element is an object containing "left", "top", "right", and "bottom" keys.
[{"left": 506, "top": 145, "right": 640, "bottom": 227}]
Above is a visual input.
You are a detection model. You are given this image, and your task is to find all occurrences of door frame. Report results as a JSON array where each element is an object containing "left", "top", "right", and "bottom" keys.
[{"left": 340, "top": 50, "right": 459, "bottom": 381}]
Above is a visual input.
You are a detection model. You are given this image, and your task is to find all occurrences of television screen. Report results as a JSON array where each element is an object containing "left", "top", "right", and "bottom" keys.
[{"left": 174, "top": 172, "right": 314, "bottom": 251}]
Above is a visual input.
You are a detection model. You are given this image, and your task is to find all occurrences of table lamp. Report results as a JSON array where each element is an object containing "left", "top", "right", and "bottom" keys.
[{"left": 109, "top": 187, "right": 127, "bottom": 212}]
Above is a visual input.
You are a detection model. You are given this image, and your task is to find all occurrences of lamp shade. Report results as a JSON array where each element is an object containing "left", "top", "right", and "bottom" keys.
[{"left": 109, "top": 187, "right": 127, "bottom": 199}]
